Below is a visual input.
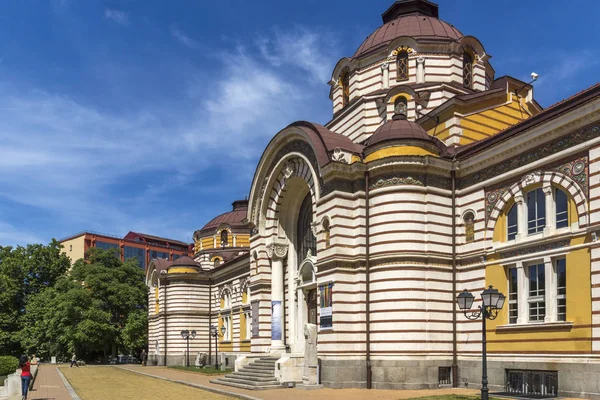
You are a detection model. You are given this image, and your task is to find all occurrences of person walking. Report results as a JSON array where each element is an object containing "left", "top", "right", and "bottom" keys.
[
  {"left": 19, "top": 355, "right": 31, "bottom": 399},
  {"left": 140, "top": 349, "right": 147, "bottom": 366},
  {"left": 70, "top": 353, "right": 79, "bottom": 368}
]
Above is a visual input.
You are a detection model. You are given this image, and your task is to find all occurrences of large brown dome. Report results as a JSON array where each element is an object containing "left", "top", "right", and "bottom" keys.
[
  {"left": 199, "top": 200, "right": 248, "bottom": 233},
  {"left": 365, "top": 115, "right": 432, "bottom": 148},
  {"left": 353, "top": 1, "right": 463, "bottom": 59}
]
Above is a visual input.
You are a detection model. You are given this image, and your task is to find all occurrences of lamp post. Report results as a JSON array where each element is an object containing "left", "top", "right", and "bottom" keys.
[
  {"left": 180, "top": 329, "right": 196, "bottom": 367},
  {"left": 456, "top": 285, "right": 505, "bottom": 400},
  {"left": 210, "top": 324, "right": 226, "bottom": 370}
]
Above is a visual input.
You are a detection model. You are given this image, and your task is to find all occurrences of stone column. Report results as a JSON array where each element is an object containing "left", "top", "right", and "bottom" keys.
[
  {"left": 544, "top": 257, "right": 557, "bottom": 323},
  {"left": 381, "top": 62, "right": 389, "bottom": 89},
  {"left": 515, "top": 193, "right": 526, "bottom": 241},
  {"left": 267, "top": 242, "right": 288, "bottom": 353},
  {"left": 416, "top": 57, "right": 425, "bottom": 83},
  {"left": 543, "top": 185, "right": 555, "bottom": 235},
  {"left": 233, "top": 234, "right": 237, "bottom": 247},
  {"left": 516, "top": 261, "right": 528, "bottom": 324}
]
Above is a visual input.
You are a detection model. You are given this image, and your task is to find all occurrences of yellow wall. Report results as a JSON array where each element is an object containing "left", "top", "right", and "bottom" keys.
[
  {"left": 240, "top": 311, "right": 247, "bottom": 340},
  {"left": 484, "top": 233, "right": 591, "bottom": 353},
  {"left": 61, "top": 236, "right": 85, "bottom": 265},
  {"left": 218, "top": 315, "right": 233, "bottom": 352},
  {"left": 364, "top": 145, "right": 437, "bottom": 162}
]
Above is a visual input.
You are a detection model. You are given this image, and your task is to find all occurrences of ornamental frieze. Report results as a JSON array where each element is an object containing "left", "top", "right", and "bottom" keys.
[
  {"left": 369, "top": 173, "right": 451, "bottom": 190},
  {"left": 499, "top": 239, "right": 570, "bottom": 259},
  {"left": 459, "top": 123, "right": 600, "bottom": 189}
]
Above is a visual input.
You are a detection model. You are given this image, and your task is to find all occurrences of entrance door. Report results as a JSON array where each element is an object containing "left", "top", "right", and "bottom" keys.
[{"left": 306, "top": 289, "right": 317, "bottom": 325}]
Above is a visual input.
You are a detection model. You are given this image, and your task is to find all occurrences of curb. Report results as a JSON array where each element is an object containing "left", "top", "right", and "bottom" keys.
[
  {"left": 116, "top": 367, "right": 265, "bottom": 400},
  {"left": 56, "top": 367, "right": 82, "bottom": 400}
]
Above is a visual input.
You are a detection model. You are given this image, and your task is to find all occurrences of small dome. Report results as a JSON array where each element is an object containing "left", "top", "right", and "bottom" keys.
[
  {"left": 167, "top": 256, "right": 201, "bottom": 274},
  {"left": 365, "top": 115, "right": 432, "bottom": 148},
  {"left": 354, "top": 1, "right": 463, "bottom": 59}
]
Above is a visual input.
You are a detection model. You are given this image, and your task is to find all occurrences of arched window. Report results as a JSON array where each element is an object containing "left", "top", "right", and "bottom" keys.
[
  {"left": 396, "top": 50, "right": 409, "bottom": 81},
  {"left": 527, "top": 188, "right": 546, "bottom": 234},
  {"left": 340, "top": 69, "right": 350, "bottom": 107},
  {"left": 464, "top": 212, "right": 475, "bottom": 243},
  {"left": 220, "top": 230, "right": 228, "bottom": 247},
  {"left": 394, "top": 96, "right": 408, "bottom": 117},
  {"left": 213, "top": 258, "right": 221, "bottom": 268},
  {"left": 297, "top": 194, "right": 316, "bottom": 262},
  {"left": 221, "top": 290, "right": 231, "bottom": 309},
  {"left": 322, "top": 218, "right": 331, "bottom": 248},
  {"left": 555, "top": 188, "right": 569, "bottom": 228},
  {"left": 507, "top": 204, "right": 518, "bottom": 241},
  {"left": 463, "top": 52, "right": 473, "bottom": 88}
]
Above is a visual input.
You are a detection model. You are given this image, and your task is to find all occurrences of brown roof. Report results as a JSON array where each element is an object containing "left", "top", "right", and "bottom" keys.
[
  {"left": 170, "top": 255, "right": 201, "bottom": 268},
  {"left": 149, "top": 258, "right": 172, "bottom": 275},
  {"left": 354, "top": 14, "right": 462, "bottom": 59},
  {"left": 365, "top": 116, "right": 431, "bottom": 147},
  {"left": 124, "top": 231, "right": 190, "bottom": 248},
  {"left": 199, "top": 200, "right": 249, "bottom": 233},
  {"left": 457, "top": 83, "right": 600, "bottom": 158}
]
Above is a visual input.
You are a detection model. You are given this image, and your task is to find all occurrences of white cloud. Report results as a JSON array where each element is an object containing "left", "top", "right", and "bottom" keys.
[
  {"left": 105, "top": 9, "right": 129, "bottom": 26},
  {"left": 171, "top": 27, "right": 199, "bottom": 49}
]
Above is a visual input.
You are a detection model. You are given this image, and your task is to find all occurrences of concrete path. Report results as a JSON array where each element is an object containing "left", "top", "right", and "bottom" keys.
[
  {"left": 28, "top": 364, "right": 77, "bottom": 400},
  {"left": 119, "top": 365, "right": 481, "bottom": 400}
]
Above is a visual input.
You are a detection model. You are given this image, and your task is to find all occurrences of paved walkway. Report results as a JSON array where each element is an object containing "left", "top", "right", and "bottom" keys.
[
  {"left": 119, "top": 365, "right": 481, "bottom": 400},
  {"left": 28, "top": 364, "right": 76, "bottom": 400}
]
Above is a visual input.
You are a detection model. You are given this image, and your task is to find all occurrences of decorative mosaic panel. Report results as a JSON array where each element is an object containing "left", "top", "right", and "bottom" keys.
[
  {"left": 499, "top": 239, "right": 570, "bottom": 259},
  {"left": 369, "top": 173, "right": 451, "bottom": 190},
  {"left": 551, "top": 156, "right": 588, "bottom": 195},
  {"left": 459, "top": 123, "right": 600, "bottom": 189}
]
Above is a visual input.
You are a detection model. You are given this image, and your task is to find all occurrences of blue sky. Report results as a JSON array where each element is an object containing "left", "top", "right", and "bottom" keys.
[{"left": 1, "top": 0, "right": 598, "bottom": 247}]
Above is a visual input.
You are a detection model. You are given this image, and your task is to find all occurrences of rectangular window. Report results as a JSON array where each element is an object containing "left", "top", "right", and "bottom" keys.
[
  {"left": 528, "top": 263, "right": 545, "bottom": 322},
  {"left": 508, "top": 268, "right": 518, "bottom": 324},
  {"left": 245, "top": 311, "right": 251, "bottom": 340},
  {"left": 150, "top": 251, "right": 169, "bottom": 260},
  {"left": 505, "top": 369, "right": 558, "bottom": 397},
  {"left": 96, "top": 241, "right": 120, "bottom": 258},
  {"left": 556, "top": 258, "right": 566, "bottom": 321},
  {"left": 438, "top": 367, "right": 452, "bottom": 385},
  {"left": 507, "top": 205, "right": 518, "bottom": 240},
  {"left": 527, "top": 189, "right": 546, "bottom": 234},
  {"left": 124, "top": 246, "right": 146, "bottom": 269},
  {"left": 555, "top": 189, "right": 568, "bottom": 229}
]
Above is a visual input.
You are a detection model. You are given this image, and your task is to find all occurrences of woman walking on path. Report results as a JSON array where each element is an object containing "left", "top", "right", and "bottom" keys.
[
  {"left": 19, "top": 355, "right": 31, "bottom": 399},
  {"left": 70, "top": 353, "right": 79, "bottom": 368}
]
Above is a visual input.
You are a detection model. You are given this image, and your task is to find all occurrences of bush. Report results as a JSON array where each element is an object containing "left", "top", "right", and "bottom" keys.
[{"left": 0, "top": 356, "right": 19, "bottom": 376}]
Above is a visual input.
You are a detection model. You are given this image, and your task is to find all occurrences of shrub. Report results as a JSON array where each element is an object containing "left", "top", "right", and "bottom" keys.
[{"left": 0, "top": 356, "right": 19, "bottom": 376}]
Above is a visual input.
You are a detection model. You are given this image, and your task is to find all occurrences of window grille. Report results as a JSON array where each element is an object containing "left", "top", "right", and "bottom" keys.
[
  {"left": 397, "top": 51, "right": 409, "bottom": 81},
  {"left": 221, "top": 230, "right": 228, "bottom": 246},
  {"left": 505, "top": 369, "right": 558, "bottom": 397},
  {"left": 463, "top": 52, "right": 473, "bottom": 88},
  {"left": 297, "top": 194, "right": 316, "bottom": 262},
  {"left": 438, "top": 367, "right": 452, "bottom": 385},
  {"left": 527, "top": 188, "right": 546, "bottom": 234},
  {"left": 528, "top": 264, "right": 545, "bottom": 322},
  {"left": 341, "top": 70, "right": 350, "bottom": 107},
  {"left": 555, "top": 189, "right": 568, "bottom": 228},
  {"left": 556, "top": 258, "right": 566, "bottom": 321},
  {"left": 508, "top": 267, "right": 518, "bottom": 324}
]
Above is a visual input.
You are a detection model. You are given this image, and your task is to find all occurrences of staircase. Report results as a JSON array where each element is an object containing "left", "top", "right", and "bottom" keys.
[{"left": 211, "top": 357, "right": 281, "bottom": 390}]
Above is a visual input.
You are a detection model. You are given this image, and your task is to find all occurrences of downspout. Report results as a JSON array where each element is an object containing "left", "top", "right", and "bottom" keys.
[
  {"left": 365, "top": 170, "right": 372, "bottom": 389},
  {"left": 451, "top": 168, "right": 458, "bottom": 387},
  {"left": 163, "top": 276, "right": 168, "bottom": 366},
  {"left": 208, "top": 274, "right": 212, "bottom": 366}
]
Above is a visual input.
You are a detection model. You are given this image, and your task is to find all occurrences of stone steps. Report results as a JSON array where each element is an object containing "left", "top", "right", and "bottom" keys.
[{"left": 211, "top": 356, "right": 281, "bottom": 390}]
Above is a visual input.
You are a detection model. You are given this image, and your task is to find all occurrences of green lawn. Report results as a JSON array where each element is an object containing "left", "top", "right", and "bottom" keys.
[{"left": 168, "top": 365, "right": 229, "bottom": 375}]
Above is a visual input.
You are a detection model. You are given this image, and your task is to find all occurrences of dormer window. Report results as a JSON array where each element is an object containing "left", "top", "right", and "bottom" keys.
[
  {"left": 396, "top": 50, "right": 409, "bottom": 81},
  {"left": 221, "top": 230, "right": 228, "bottom": 247},
  {"left": 463, "top": 52, "right": 473, "bottom": 88},
  {"left": 394, "top": 96, "right": 408, "bottom": 117},
  {"left": 340, "top": 69, "right": 350, "bottom": 107}
]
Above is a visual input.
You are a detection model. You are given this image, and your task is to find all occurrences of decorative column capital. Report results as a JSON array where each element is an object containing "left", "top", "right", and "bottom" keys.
[
  {"left": 514, "top": 194, "right": 524, "bottom": 205},
  {"left": 542, "top": 185, "right": 553, "bottom": 195},
  {"left": 266, "top": 242, "right": 288, "bottom": 260},
  {"left": 381, "top": 62, "right": 389, "bottom": 71}
]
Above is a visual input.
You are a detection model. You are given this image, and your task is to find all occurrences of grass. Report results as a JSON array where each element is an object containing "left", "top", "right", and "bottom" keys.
[
  {"left": 168, "top": 365, "right": 229, "bottom": 375},
  {"left": 60, "top": 366, "right": 233, "bottom": 400}
]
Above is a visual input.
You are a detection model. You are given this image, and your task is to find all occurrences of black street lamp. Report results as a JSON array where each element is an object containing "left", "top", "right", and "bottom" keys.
[
  {"left": 210, "top": 324, "right": 226, "bottom": 370},
  {"left": 456, "top": 285, "right": 506, "bottom": 400},
  {"left": 180, "top": 329, "right": 196, "bottom": 367}
]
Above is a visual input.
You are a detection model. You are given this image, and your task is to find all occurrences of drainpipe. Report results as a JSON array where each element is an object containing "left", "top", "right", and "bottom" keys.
[
  {"left": 208, "top": 274, "right": 212, "bottom": 366},
  {"left": 451, "top": 168, "right": 458, "bottom": 387},
  {"left": 365, "top": 170, "right": 372, "bottom": 389},
  {"left": 163, "top": 277, "right": 168, "bottom": 366}
]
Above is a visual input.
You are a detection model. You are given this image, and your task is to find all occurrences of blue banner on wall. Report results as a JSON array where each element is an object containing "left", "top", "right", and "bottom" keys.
[{"left": 271, "top": 301, "right": 282, "bottom": 340}]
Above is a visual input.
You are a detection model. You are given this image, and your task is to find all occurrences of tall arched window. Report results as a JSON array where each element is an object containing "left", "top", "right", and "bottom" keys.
[
  {"left": 220, "top": 230, "right": 228, "bottom": 247},
  {"left": 527, "top": 188, "right": 546, "bottom": 234},
  {"left": 507, "top": 204, "right": 518, "bottom": 241},
  {"left": 396, "top": 50, "right": 409, "bottom": 81},
  {"left": 463, "top": 52, "right": 473, "bottom": 88},
  {"left": 555, "top": 188, "right": 569, "bottom": 228},
  {"left": 464, "top": 212, "right": 475, "bottom": 243},
  {"left": 340, "top": 69, "right": 350, "bottom": 107},
  {"left": 394, "top": 96, "right": 408, "bottom": 117},
  {"left": 297, "top": 194, "right": 316, "bottom": 262}
]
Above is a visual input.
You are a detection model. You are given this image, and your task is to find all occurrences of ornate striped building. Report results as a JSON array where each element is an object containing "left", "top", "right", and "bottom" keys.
[{"left": 146, "top": 0, "right": 600, "bottom": 397}]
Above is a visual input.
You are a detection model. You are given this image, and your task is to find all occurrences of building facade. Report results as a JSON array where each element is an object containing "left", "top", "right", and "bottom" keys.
[
  {"left": 146, "top": 1, "right": 600, "bottom": 397},
  {"left": 61, "top": 230, "right": 192, "bottom": 268}
]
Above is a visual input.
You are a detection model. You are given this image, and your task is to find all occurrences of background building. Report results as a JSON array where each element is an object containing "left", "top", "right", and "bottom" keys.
[{"left": 60, "top": 230, "right": 192, "bottom": 268}]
